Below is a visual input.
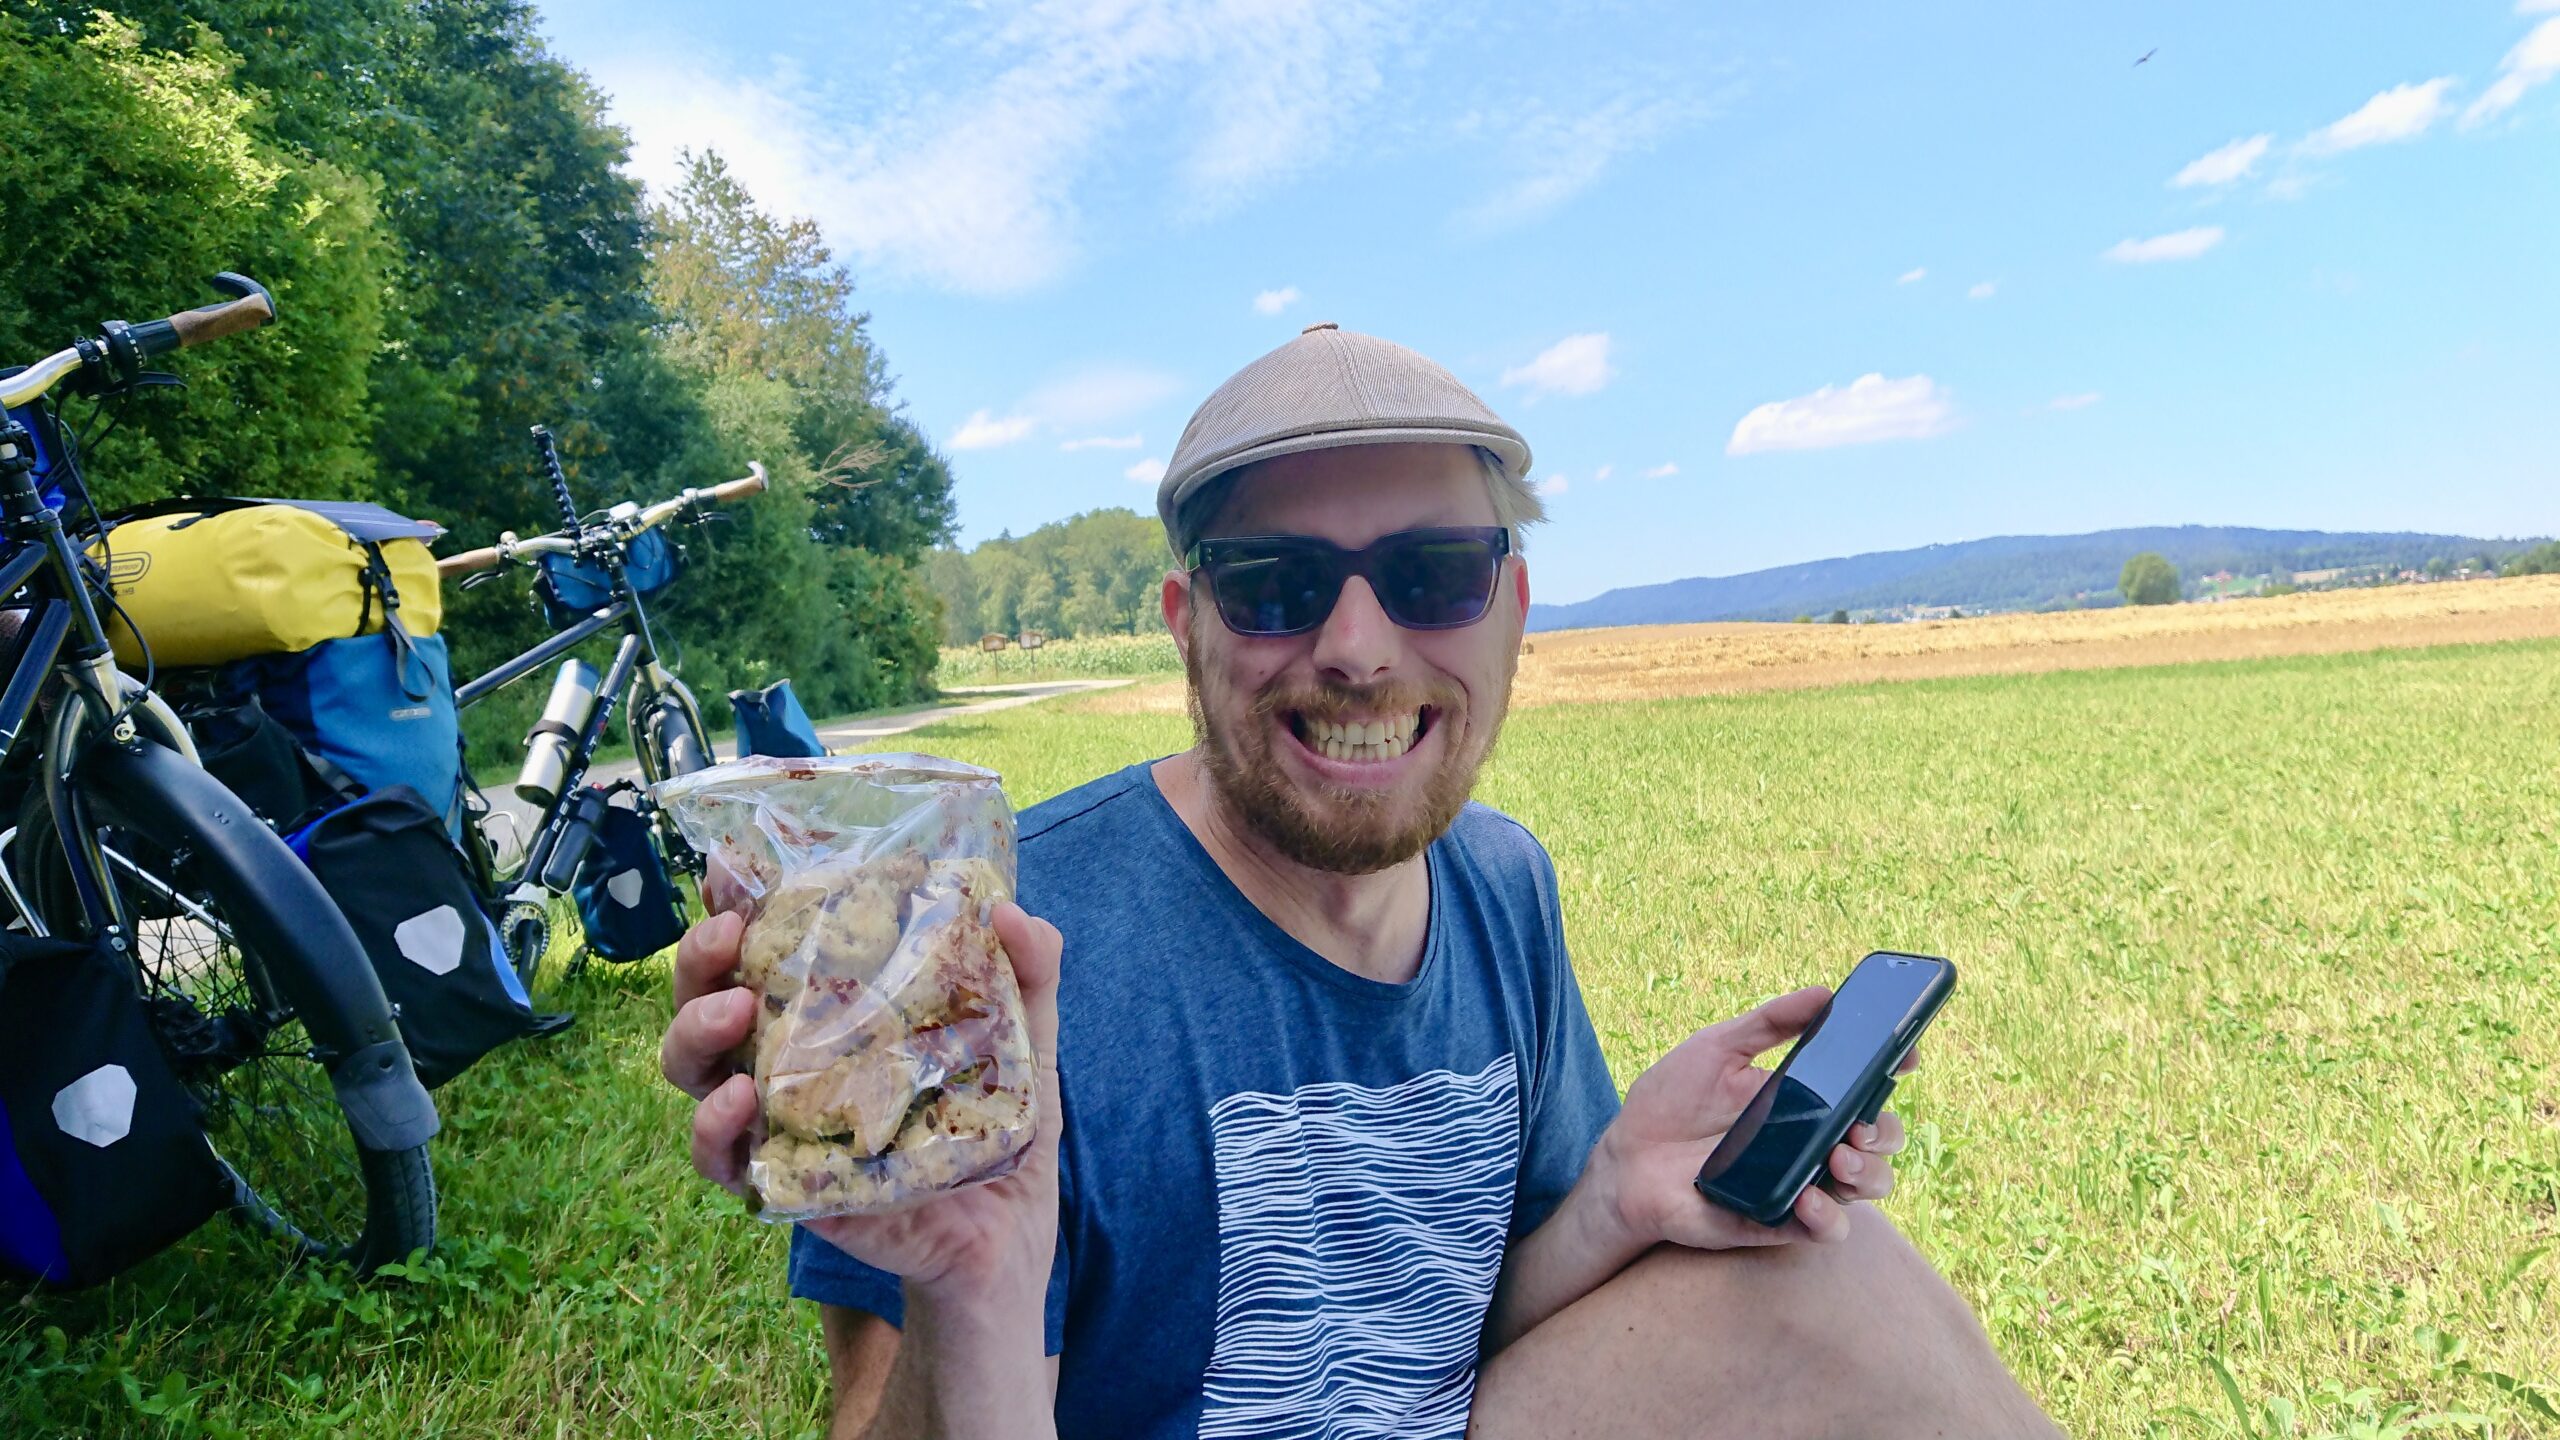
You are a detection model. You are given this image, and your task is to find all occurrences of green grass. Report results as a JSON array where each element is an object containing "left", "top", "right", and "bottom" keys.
[{"left": 9, "top": 641, "right": 2557, "bottom": 1437}]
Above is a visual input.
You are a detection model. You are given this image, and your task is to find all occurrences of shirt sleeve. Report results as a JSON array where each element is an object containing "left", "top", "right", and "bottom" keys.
[
  {"left": 1508, "top": 848, "right": 1622, "bottom": 1243},
  {"left": 788, "top": 1221, "right": 1073, "bottom": 1357}
]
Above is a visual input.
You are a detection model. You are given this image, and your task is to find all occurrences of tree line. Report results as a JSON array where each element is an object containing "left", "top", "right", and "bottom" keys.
[
  {"left": 927, "top": 508, "right": 1172, "bottom": 645},
  {"left": 1, "top": 3, "right": 955, "bottom": 753}
]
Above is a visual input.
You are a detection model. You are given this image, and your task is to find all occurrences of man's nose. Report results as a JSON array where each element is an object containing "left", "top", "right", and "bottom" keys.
[{"left": 1310, "top": 575, "right": 1399, "bottom": 684}]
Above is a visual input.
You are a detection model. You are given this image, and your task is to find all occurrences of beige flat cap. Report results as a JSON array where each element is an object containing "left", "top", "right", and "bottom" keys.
[{"left": 1156, "top": 322, "right": 1532, "bottom": 556}]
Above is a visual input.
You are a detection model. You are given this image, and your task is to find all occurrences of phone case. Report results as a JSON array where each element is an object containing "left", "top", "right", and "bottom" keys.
[{"left": 1694, "top": 952, "right": 1955, "bottom": 1227}]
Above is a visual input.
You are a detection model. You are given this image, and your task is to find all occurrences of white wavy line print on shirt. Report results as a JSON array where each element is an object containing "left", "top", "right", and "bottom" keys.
[{"left": 1198, "top": 1053, "right": 1521, "bottom": 1440}]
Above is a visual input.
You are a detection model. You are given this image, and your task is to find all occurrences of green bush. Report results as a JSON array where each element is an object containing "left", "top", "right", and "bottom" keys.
[{"left": 2119, "top": 551, "right": 2181, "bottom": 606}]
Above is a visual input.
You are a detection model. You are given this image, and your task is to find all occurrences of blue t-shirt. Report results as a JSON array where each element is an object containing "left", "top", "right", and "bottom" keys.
[{"left": 789, "top": 760, "right": 1621, "bottom": 1439}]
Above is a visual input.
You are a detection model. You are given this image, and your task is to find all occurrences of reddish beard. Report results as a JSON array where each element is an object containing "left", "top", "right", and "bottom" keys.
[{"left": 1183, "top": 606, "right": 1507, "bottom": 876}]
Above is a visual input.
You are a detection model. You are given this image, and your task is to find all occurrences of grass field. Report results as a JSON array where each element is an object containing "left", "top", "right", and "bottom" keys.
[{"left": 8, "top": 638, "right": 2558, "bottom": 1437}]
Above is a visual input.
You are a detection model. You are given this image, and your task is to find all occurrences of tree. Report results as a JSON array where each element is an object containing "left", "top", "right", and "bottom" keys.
[
  {"left": 2119, "top": 552, "right": 2181, "bottom": 606},
  {"left": 2424, "top": 556, "right": 2450, "bottom": 579},
  {"left": 2506, "top": 541, "right": 2560, "bottom": 577},
  {"left": 1829, "top": 609, "right": 1850, "bottom": 625}
]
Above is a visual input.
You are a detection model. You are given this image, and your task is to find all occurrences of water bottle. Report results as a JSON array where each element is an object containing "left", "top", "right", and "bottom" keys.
[
  {"left": 515, "top": 659, "right": 600, "bottom": 805},
  {"left": 537, "top": 786, "right": 610, "bottom": 892}
]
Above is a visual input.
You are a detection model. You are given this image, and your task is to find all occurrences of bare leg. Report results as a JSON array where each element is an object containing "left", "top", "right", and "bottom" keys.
[{"left": 1469, "top": 1206, "right": 2062, "bottom": 1439}]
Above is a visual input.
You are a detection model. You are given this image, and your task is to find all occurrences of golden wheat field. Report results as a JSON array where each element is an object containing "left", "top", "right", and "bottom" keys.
[{"left": 1071, "top": 573, "right": 2560, "bottom": 715}]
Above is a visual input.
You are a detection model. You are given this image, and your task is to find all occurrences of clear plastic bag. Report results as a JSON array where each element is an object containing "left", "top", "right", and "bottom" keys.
[{"left": 654, "top": 754, "right": 1035, "bottom": 1220}]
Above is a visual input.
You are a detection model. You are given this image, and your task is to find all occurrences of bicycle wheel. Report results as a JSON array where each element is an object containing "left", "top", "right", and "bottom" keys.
[{"left": 14, "top": 771, "right": 436, "bottom": 1272}]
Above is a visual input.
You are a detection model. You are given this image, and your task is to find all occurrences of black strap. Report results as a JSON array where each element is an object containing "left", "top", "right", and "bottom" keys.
[{"left": 528, "top": 719, "right": 578, "bottom": 744}]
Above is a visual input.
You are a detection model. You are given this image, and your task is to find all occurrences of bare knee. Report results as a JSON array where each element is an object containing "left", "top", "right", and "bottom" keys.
[{"left": 1473, "top": 1207, "right": 2056, "bottom": 1440}]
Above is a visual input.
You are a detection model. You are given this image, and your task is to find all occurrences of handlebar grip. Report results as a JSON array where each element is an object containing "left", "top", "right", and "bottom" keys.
[
  {"left": 437, "top": 546, "right": 504, "bottom": 578},
  {"left": 707, "top": 462, "right": 769, "bottom": 504},
  {"left": 164, "top": 274, "right": 277, "bottom": 354}
]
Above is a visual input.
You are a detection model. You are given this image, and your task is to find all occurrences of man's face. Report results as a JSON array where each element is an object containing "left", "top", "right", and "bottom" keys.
[{"left": 1167, "top": 442, "right": 1528, "bottom": 875}]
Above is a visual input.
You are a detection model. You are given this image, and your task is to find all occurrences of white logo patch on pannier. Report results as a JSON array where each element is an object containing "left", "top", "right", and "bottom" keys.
[
  {"left": 394, "top": 905, "right": 466, "bottom": 975},
  {"left": 53, "top": 1064, "right": 137, "bottom": 1148},
  {"left": 606, "top": 869, "right": 645, "bottom": 908}
]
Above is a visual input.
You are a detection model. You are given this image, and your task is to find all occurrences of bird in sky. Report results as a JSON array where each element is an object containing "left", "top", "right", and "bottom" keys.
[{"left": 2134, "top": 48, "right": 2157, "bottom": 67}]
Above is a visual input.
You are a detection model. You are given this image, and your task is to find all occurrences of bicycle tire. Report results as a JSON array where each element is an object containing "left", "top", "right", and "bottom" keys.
[{"left": 14, "top": 768, "right": 437, "bottom": 1273}]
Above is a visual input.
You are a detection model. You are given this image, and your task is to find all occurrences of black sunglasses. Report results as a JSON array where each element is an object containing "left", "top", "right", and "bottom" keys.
[{"left": 1186, "top": 526, "right": 1513, "bottom": 638}]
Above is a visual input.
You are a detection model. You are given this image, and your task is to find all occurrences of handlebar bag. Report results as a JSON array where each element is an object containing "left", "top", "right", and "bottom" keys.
[
  {"left": 92, "top": 497, "right": 445, "bottom": 669},
  {"left": 728, "top": 678, "right": 828, "bottom": 759},
  {"left": 569, "top": 785, "right": 689, "bottom": 963},
  {"left": 0, "top": 933, "right": 232, "bottom": 1287},
  {"left": 286, "top": 787, "right": 565, "bottom": 1089},
  {"left": 535, "top": 526, "right": 680, "bottom": 628}
]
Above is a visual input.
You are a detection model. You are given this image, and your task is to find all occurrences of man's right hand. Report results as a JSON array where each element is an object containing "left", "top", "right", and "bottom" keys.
[{"left": 659, "top": 861, "right": 1067, "bottom": 1311}]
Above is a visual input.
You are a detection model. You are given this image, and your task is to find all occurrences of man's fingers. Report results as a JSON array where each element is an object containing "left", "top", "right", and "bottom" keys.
[
  {"left": 993, "top": 903, "right": 1066, "bottom": 1151},
  {"left": 1851, "top": 1112, "right": 1906, "bottom": 1155},
  {"left": 661, "top": 986, "right": 756, "bottom": 1099},
  {"left": 1824, "top": 1143, "right": 1896, "bottom": 1203},
  {"left": 1701, "top": 985, "right": 1831, "bottom": 1062},
  {"left": 1894, "top": 1043, "right": 1922, "bottom": 1077},
  {"left": 690, "top": 1072, "right": 759, "bottom": 1195},
  {"left": 672, "top": 910, "right": 745, "bottom": 1010},
  {"left": 1793, "top": 1183, "right": 1853, "bottom": 1242}
]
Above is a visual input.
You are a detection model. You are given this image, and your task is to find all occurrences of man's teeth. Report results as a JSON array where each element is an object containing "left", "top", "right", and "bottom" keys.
[{"left": 1304, "top": 712, "right": 1421, "bottom": 762}]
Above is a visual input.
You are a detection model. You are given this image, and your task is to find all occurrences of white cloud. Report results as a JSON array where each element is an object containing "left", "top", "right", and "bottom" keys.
[
  {"left": 1534, "top": 474, "right": 1569, "bottom": 497},
  {"left": 2172, "top": 133, "right": 2273, "bottom": 187},
  {"left": 2103, "top": 225, "right": 2226, "bottom": 263},
  {"left": 1642, "top": 462, "right": 1679, "bottom": 479},
  {"left": 588, "top": 5, "right": 1410, "bottom": 294},
  {"left": 1897, "top": 267, "right": 1927, "bottom": 285},
  {"left": 2300, "top": 78, "right": 2458, "bottom": 155},
  {"left": 1726, "top": 374, "right": 1956, "bottom": 456},
  {"left": 1061, "top": 433, "right": 1143, "bottom": 451},
  {"left": 1499, "top": 333, "right": 1615, "bottom": 398},
  {"left": 2464, "top": 19, "right": 2560, "bottom": 127},
  {"left": 2521, "top": 0, "right": 2560, "bottom": 15},
  {"left": 1968, "top": 281, "right": 1997, "bottom": 300},
  {"left": 1124, "top": 456, "right": 1168, "bottom": 485},
  {"left": 2048, "top": 392, "right": 2102, "bottom": 411},
  {"left": 1458, "top": 96, "right": 1699, "bottom": 231},
  {"left": 1252, "top": 286, "right": 1303, "bottom": 316},
  {"left": 949, "top": 409, "right": 1038, "bottom": 451},
  {"left": 1591, "top": 464, "right": 1613, "bottom": 483}
]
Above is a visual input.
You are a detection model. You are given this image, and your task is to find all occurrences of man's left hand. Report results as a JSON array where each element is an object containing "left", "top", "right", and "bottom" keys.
[{"left": 1586, "top": 986, "right": 1912, "bottom": 1253}]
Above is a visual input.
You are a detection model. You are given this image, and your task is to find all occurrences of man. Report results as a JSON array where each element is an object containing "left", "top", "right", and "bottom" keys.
[{"left": 662, "top": 324, "right": 2060, "bottom": 1439}]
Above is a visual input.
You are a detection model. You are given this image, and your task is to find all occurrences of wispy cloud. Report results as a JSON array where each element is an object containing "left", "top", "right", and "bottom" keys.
[
  {"left": 2300, "top": 78, "right": 2458, "bottom": 155},
  {"left": 2048, "top": 392, "right": 2102, "bottom": 411},
  {"left": 1897, "top": 267, "right": 1928, "bottom": 285},
  {"left": 1534, "top": 474, "right": 1570, "bottom": 497},
  {"left": 590, "top": 4, "right": 1415, "bottom": 294},
  {"left": 1023, "top": 367, "right": 1184, "bottom": 429},
  {"left": 2524, "top": 0, "right": 2560, "bottom": 14},
  {"left": 1727, "top": 374, "right": 1956, "bottom": 456},
  {"left": 2464, "top": 18, "right": 2560, "bottom": 127},
  {"left": 1968, "top": 280, "right": 1997, "bottom": 300},
  {"left": 2172, "top": 133, "right": 2273, "bottom": 187},
  {"left": 1252, "top": 286, "right": 1303, "bottom": 316},
  {"left": 1124, "top": 456, "right": 1168, "bottom": 485},
  {"left": 1458, "top": 96, "right": 1698, "bottom": 232},
  {"left": 1061, "top": 433, "right": 1143, "bottom": 452},
  {"left": 1591, "top": 464, "right": 1613, "bottom": 483},
  {"left": 1642, "top": 462, "right": 1679, "bottom": 478},
  {"left": 1500, "top": 333, "right": 1614, "bottom": 398},
  {"left": 2103, "top": 225, "right": 2226, "bottom": 263},
  {"left": 950, "top": 409, "right": 1038, "bottom": 451}
]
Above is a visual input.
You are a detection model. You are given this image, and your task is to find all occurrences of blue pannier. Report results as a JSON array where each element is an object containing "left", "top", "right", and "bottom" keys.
[
  {"left": 222, "top": 630, "right": 463, "bottom": 834},
  {"left": 728, "top": 678, "right": 827, "bottom": 759},
  {"left": 569, "top": 786, "right": 688, "bottom": 963}
]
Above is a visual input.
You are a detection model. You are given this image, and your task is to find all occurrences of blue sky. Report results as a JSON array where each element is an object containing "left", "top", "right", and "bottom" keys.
[{"left": 534, "top": 1, "right": 2560, "bottom": 605}]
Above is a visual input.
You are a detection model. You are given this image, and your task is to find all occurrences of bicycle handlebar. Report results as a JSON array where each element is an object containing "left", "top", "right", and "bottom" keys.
[
  {"left": 0, "top": 273, "right": 276, "bottom": 410},
  {"left": 437, "top": 462, "right": 767, "bottom": 577}
]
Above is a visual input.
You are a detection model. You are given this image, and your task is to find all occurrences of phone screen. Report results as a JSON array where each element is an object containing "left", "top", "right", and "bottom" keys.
[{"left": 1701, "top": 956, "right": 1942, "bottom": 1201}]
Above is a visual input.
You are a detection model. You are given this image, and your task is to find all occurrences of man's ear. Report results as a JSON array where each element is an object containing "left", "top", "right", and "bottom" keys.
[
  {"left": 1511, "top": 557, "right": 1531, "bottom": 621},
  {"left": 1163, "top": 570, "right": 1195, "bottom": 662}
]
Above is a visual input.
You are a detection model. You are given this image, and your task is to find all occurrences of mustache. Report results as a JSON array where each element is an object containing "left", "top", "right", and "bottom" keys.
[{"left": 1250, "top": 677, "right": 1465, "bottom": 726}]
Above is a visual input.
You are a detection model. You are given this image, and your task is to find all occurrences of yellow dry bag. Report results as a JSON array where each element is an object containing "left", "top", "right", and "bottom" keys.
[{"left": 92, "top": 499, "right": 445, "bottom": 668}]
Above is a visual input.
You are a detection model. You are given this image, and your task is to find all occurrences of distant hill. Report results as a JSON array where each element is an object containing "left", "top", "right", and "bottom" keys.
[{"left": 1527, "top": 526, "right": 2546, "bottom": 632}]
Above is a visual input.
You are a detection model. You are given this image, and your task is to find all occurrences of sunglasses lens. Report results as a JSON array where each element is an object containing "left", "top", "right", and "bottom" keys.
[
  {"left": 1373, "top": 535, "right": 1501, "bottom": 627},
  {"left": 1211, "top": 548, "right": 1339, "bottom": 635}
]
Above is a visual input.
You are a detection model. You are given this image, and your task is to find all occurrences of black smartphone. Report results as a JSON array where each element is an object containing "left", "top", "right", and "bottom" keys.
[{"left": 1692, "top": 951, "right": 1955, "bottom": 1227}]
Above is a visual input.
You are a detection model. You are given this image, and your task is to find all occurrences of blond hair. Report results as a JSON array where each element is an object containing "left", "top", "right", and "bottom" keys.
[{"left": 1172, "top": 443, "right": 1545, "bottom": 557}]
